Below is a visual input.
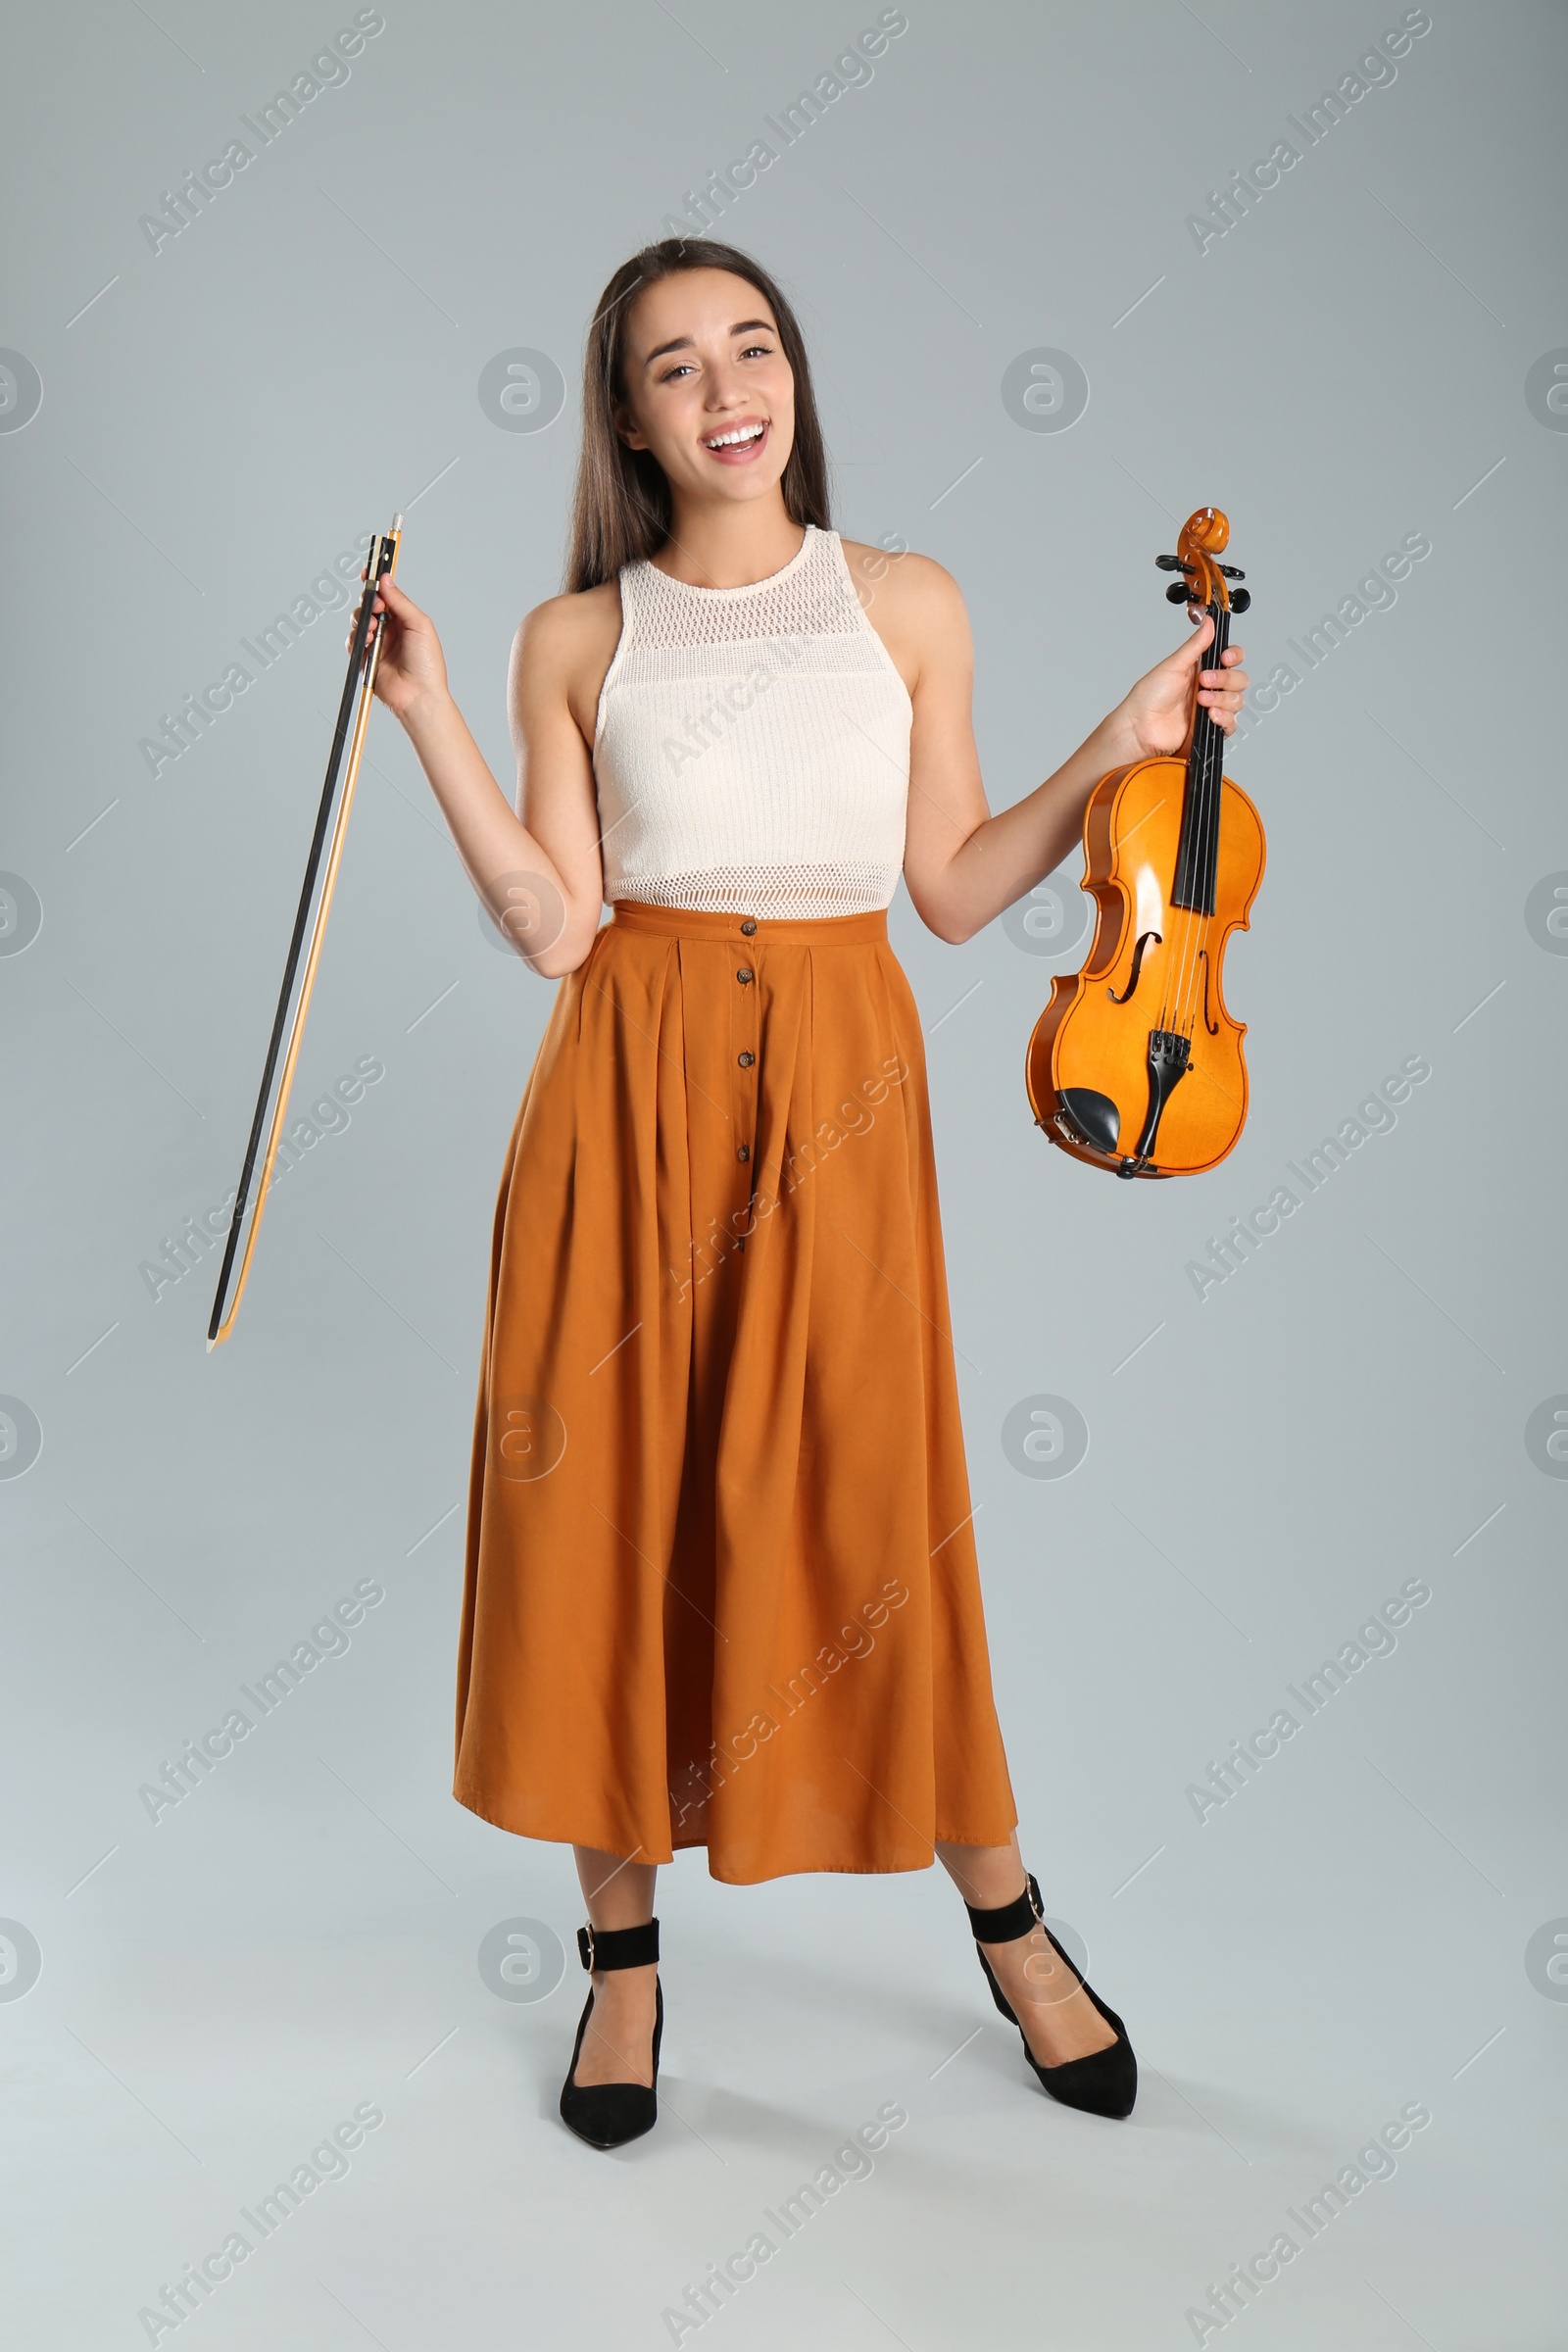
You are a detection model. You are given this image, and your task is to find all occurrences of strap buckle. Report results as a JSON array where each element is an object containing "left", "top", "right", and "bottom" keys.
[{"left": 577, "top": 1922, "right": 595, "bottom": 1972}]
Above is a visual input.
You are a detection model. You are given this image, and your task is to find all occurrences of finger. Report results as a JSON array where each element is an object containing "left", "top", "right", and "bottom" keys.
[
  {"left": 1218, "top": 643, "right": 1245, "bottom": 667},
  {"left": 1200, "top": 668, "right": 1248, "bottom": 691}
]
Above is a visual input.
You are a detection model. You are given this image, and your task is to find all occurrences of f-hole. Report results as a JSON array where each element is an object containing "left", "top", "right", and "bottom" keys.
[
  {"left": 1196, "top": 947, "right": 1219, "bottom": 1035},
  {"left": 1107, "top": 929, "right": 1161, "bottom": 1005}
]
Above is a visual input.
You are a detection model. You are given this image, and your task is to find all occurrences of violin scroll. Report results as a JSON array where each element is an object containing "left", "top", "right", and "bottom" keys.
[{"left": 1153, "top": 507, "right": 1246, "bottom": 613}]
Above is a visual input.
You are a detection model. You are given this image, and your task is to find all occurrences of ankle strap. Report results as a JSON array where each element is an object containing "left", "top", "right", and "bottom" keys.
[
  {"left": 965, "top": 1871, "right": 1044, "bottom": 1944},
  {"left": 577, "top": 1917, "right": 659, "bottom": 1972}
]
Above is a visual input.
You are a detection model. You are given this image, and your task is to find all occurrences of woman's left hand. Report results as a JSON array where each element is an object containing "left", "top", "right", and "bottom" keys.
[{"left": 1110, "top": 609, "right": 1249, "bottom": 761}]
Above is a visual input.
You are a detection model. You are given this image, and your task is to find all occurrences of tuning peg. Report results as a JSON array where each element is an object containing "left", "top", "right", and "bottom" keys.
[
  {"left": 1228, "top": 588, "right": 1251, "bottom": 612},
  {"left": 1154, "top": 554, "right": 1186, "bottom": 572},
  {"left": 1217, "top": 564, "right": 1246, "bottom": 580},
  {"left": 1165, "top": 580, "right": 1198, "bottom": 605}
]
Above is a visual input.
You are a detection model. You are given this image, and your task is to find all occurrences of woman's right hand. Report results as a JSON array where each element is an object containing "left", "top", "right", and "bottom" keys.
[{"left": 351, "top": 571, "right": 449, "bottom": 726}]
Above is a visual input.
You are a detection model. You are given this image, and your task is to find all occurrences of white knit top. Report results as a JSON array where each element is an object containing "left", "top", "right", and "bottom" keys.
[{"left": 592, "top": 523, "right": 913, "bottom": 918}]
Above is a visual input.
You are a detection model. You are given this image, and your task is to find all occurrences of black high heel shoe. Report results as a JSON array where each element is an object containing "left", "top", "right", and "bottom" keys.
[
  {"left": 559, "top": 1916, "right": 662, "bottom": 2150},
  {"left": 965, "top": 1872, "right": 1137, "bottom": 2119}
]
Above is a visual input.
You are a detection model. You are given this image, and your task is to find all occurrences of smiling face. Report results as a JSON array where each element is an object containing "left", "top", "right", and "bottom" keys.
[{"left": 614, "top": 267, "right": 796, "bottom": 511}]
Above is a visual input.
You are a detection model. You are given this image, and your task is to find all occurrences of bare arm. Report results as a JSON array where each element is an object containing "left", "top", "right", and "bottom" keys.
[
  {"left": 364, "top": 572, "right": 614, "bottom": 978},
  {"left": 848, "top": 545, "right": 1249, "bottom": 947}
]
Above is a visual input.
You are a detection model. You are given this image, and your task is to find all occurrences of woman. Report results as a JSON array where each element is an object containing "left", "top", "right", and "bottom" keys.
[{"left": 362, "top": 237, "right": 1247, "bottom": 2149}]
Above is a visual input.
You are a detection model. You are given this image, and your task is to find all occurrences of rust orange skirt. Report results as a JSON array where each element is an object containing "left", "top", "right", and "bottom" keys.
[{"left": 453, "top": 900, "right": 1017, "bottom": 1884}]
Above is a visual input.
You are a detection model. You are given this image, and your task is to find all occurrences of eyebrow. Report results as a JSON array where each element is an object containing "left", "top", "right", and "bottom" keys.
[{"left": 641, "top": 318, "right": 776, "bottom": 369}]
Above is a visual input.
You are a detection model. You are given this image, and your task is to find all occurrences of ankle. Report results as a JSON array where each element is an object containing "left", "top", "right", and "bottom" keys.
[{"left": 964, "top": 1871, "right": 1040, "bottom": 1946}]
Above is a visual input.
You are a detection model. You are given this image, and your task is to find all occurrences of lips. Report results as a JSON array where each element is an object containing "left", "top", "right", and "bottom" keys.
[{"left": 700, "top": 417, "right": 769, "bottom": 465}]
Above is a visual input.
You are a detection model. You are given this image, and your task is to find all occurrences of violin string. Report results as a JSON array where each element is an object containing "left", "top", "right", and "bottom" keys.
[
  {"left": 1155, "top": 555, "right": 1184, "bottom": 1033},
  {"left": 1202, "top": 604, "right": 1230, "bottom": 1019},
  {"left": 1166, "top": 585, "right": 1215, "bottom": 1038},
  {"left": 1175, "top": 595, "right": 1228, "bottom": 1040},
  {"left": 1169, "top": 586, "right": 1211, "bottom": 1036},
  {"left": 1158, "top": 566, "right": 1199, "bottom": 1034},
  {"left": 1199, "top": 602, "right": 1231, "bottom": 1029},
  {"left": 1191, "top": 622, "right": 1223, "bottom": 1034}
]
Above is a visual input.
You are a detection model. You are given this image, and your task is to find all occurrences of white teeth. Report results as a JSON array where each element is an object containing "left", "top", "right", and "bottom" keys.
[{"left": 704, "top": 423, "right": 765, "bottom": 449}]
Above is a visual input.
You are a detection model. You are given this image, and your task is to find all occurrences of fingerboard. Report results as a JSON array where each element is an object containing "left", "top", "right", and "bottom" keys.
[{"left": 1170, "top": 601, "right": 1230, "bottom": 916}]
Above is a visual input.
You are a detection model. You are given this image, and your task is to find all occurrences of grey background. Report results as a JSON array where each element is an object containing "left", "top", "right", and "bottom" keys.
[{"left": 3, "top": 2, "right": 1564, "bottom": 2345}]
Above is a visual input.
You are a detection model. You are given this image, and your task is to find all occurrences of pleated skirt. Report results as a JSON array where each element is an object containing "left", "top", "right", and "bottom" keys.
[{"left": 453, "top": 899, "right": 1017, "bottom": 1884}]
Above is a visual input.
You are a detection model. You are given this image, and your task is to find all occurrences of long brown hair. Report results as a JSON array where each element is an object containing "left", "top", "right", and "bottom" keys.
[{"left": 564, "top": 238, "right": 832, "bottom": 594}]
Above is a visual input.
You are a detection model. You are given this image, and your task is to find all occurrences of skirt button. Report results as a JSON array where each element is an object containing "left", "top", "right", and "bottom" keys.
[
  {"left": 740, "top": 919, "right": 758, "bottom": 935},
  {"left": 736, "top": 967, "right": 754, "bottom": 985}
]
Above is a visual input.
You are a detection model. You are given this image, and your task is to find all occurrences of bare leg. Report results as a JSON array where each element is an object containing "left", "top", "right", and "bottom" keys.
[
  {"left": 568, "top": 1845, "right": 660, "bottom": 2088},
  {"left": 936, "top": 1831, "right": 1117, "bottom": 2066}
]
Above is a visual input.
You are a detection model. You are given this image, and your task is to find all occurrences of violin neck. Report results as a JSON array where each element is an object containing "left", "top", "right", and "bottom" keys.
[{"left": 1171, "top": 600, "right": 1230, "bottom": 917}]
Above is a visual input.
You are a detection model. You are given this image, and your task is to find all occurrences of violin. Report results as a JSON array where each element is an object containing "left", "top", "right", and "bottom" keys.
[{"left": 1026, "top": 507, "right": 1264, "bottom": 1179}]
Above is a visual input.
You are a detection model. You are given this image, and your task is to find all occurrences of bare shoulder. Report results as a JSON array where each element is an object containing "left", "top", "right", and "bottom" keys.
[
  {"left": 510, "top": 576, "right": 624, "bottom": 744},
  {"left": 838, "top": 538, "right": 965, "bottom": 612},
  {"left": 838, "top": 538, "right": 970, "bottom": 697}
]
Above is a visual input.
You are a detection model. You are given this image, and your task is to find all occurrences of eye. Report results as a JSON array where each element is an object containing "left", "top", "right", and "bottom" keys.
[
  {"left": 739, "top": 342, "right": 773, "bottom": 359},
  {"left": 660, "top": 361, "right": 696, "bottom": 382}
]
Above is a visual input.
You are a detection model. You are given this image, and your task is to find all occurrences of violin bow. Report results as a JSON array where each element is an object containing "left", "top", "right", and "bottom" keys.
[{"left": 207, "top": 515, "right": 403, "bottom": 1348}]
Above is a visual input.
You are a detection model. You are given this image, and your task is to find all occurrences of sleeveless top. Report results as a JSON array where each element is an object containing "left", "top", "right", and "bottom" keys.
[{"left": 591, "top": 523, "right": 913, "bottom": 918}]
